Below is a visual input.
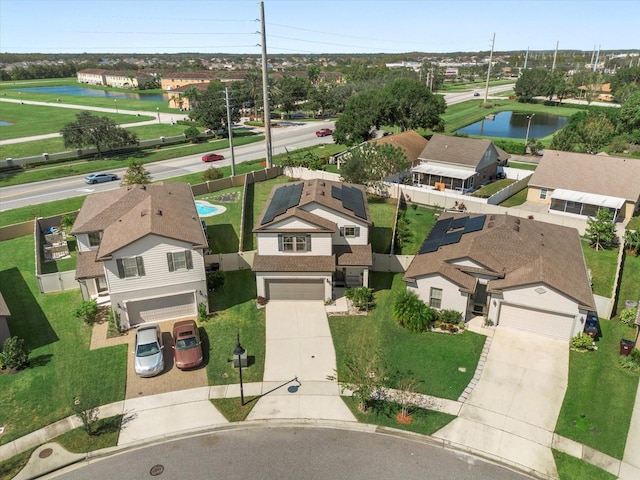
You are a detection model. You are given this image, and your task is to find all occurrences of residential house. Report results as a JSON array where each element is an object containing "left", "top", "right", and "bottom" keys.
[
  {"left": 71, "top": 183, "right": 208, "bottom": 330},
  {"left": 0, "top": 292, "right": 11, "bottom": 348},
  {"left": 411, "top": 134, "right": 509, "bottom": 192},
  {"left": 333, "top": 129, "right": 427, "bottom": 168},
  {"left": 403, "top": 213, "right": 595, "bottom": 341},
  {"left": 527, "top": 150, "right": 640, "bottom": 221},
  {"left": 252, "top": 179, "right": 373, "bottom": 301},
  {"left": 76, "top": 69, "right": 142, "bottom": 89},
  {"left": 167, "top": 83, "right": 210, "bottom": 111}
]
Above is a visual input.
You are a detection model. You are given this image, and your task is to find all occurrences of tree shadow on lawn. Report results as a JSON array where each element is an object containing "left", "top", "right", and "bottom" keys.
[
  {"left": 370, "top": 226, "right": 393, "bottom": 254},
  {"left": 208, "top": 224, "right": 239, "bottom": 254},
  {"left": 0, "top": 267, "right": 59, "bottom": 349}
]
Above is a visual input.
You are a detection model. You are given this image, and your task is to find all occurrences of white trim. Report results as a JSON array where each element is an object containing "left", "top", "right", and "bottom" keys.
[
  {"left": 550, "top": 188, "right": 625, "bottom": 210},
  {"left": 411, "top": 164, "right": 476, "bottom": 180}
]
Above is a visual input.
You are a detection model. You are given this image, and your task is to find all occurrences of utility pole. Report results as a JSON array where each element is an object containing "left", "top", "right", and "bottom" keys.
[
  {"left": 260, "top": 1, "right": 273, "bottom": 168},
  {"left": 483, "top": 33, "right": 495, "bottom": 105},
  {"left": 593, "top": 45, "right": 601, "bottom": 72},
  {"left": 523, "top": 47, "right": 529, "bottom": 69},
  {"left": 589, "top": 45, "right": 596, "bottom": 69},
  {"left": 551, "top": 40, "right": 559, "bottom": 72},
  {"left": 225, "top": 88, "right": 236, "bottom": 177}
]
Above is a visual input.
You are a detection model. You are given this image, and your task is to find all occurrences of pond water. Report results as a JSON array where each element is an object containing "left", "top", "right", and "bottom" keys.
[
  {"left": 9, "top": 86, "right": 168, "bottom": 102},
  {"left": 455, "top": 111, "right": 570, "bottom": 139},
  {"left": 195, "top": 201, "right": 226, "bottom": 217}
]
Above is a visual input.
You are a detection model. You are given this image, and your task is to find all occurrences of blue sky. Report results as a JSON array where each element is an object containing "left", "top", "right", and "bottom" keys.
[{"left": 1, "top": 0, "right": 638, "bottom": 54}]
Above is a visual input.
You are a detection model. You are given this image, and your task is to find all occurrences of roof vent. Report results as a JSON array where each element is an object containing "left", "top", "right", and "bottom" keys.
[
  {"left": 155, "top": 209, "right": 162, "bottom": 216},
  {"left": 139, "top": 185, "right": 146, "bottom": 190},
  {"left": 141, "top": 211, "right": 147, "bottom": 217},
  {"left": 488, "top": 222, "right": 494, "bottom": 228},
  {"left": 319, "top": 190, "right": 324, "bottom": 196},
  {"left": 512, "top": 224, "right": 519, "bottom": 232},
  {"left": 514, "top": 218, "right": 520, "bottom": 224},
  {"left": 489, "top": 215, "right": 495, "bottom": 220},
  {"left": 319, "top": 181, "right": 325, "bottom": 186}
]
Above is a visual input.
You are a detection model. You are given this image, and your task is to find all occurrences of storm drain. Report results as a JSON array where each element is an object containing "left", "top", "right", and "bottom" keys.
[
  {"left": 150, "top": 464, "right": 165, "bottom": 476},
  {"left": 39, "top": 448, "right": 53, "bottom": 458}
]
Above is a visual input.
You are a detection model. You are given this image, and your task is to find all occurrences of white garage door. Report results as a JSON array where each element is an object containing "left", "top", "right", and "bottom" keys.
[
  {"left": 266, "top": 279, "right": 324, "bottom": 301},
  {"left": 499, "top": 304, "right": 576, "bottom": 341},
  {"left": 127, "top": 292, "right": 196, "bottom": 326}
]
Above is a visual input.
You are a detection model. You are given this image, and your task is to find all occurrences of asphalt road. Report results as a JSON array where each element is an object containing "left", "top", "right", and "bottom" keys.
[{"left": 49, "top": 427, "right": 531, "bottom": 480}]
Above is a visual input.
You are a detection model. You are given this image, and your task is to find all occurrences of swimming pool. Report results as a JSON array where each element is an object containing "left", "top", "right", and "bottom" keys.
[{"left": 195, "top": 200, "right": 226, "bottom": 217}]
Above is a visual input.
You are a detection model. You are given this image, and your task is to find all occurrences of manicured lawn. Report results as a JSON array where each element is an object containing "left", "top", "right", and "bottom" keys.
[
  {"left": 0, "top": 448, "right": 34, "bottom": 480},
  {"left": 205, "top": 270, "right": 265, "bottom": 386},
  {"left": 0, "top": 236, "right": 127, "bottom": 446},
  {"left": 210, "top": 397, "right": 259, "bottom": 422},
  {"left": 581, "top": 240, "right": 618, "bottom": 298},
  {"left": 0, "top": 198, "right": 85, "bottom": 228},
  {"left": 197, "top": 187, "right": 244, "bottom": 254},
  {"left": 341, "top": 396, "right": 456, "bottom": 436},
  {"left": 330, "top": 273, "right": 486, "bottom": 400},
  {"left": 615, "top": 253, "right": 640, "bottom": 315},
  {"left": 555, "top": 318, "right": 639, "bottom": 458},
  {"left": 508, "top": 161, "right": 538, "bottom": 171},
  {"left": 627, "top": 216, "right": 640, "bottom": 231},
  {"left": 553, "top": 450, "right": 616, "bottom": 480},
  {"left": 368, "top": 196, "right": 397, "bottom": 254},
  {"left": 401, "top": 204, "right": 438, "bottom": 255},
  {"left": 471, "top": 178, "right": 515, "bottom": 198},
  {"left": 51, "top": 415, "right": 122, "bottom": 452},
  {"left": 499, "top": 187, "right": 529, "bottom": 207}
]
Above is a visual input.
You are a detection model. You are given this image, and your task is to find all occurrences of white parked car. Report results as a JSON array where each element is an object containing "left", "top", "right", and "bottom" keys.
[{"left": 133, "top": 325, "right": 165, "bottom": 377}]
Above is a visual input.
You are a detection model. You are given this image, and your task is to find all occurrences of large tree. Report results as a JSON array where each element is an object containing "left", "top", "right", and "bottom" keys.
[
  {"left": 585, "top": 208, "right": 616, "bottom": 251},
  {"left": 340, "top": 143, "right": 408, "bottom": 187},
  {"left": 188, "top": 82, "right": 239, "bottom": 130},
  {"left": 617, "top": 91, "right": 640, "bottom": 134},
  {"left": 333, "top": 90, "right": 381, "bottom": 146},
  {"left": 60, "top": 111, "right": 138, "bottom": 158},
  {"left": 120, "top": 160, "right": 152, "bottom": 186},
  {"left": 379, "top": 78, "right": 446, "bottom": 132},
  {"left": 514, "top": 69, "right": 549, "bottom": 102}
]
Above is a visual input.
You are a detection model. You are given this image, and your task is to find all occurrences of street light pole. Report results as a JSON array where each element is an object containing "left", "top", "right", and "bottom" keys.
[
  {"left": 524, "top": 113, "right": 535, "bottom": 153},
  {"left": 156, "top": 107, "right": 161, "bottom": 124},
  {"left": 114, "top": 99, "right": 118, "bottom": 113},
  {"left": 234, "top": 334, "right": 245, "bottom": 406}
]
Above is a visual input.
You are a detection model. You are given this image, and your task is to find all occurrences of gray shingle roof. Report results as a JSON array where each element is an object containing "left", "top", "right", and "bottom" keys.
[
  {"left": 418, "top": 134, "right": 509, "bottom": 167},
  {"left": 334, "top": 245, "right": 373, "bottom": 266},
  {"left": 252, "top": 255, "right": 335, "bottom": 272},
  {"left": 528, "top": 150, "right": 640, "bottom": 202},
  {"left": 403, "top": 213, "right": 595, "bottom": 310},
  {"left": 370, "top": 130, "right": 428, "bottom": 164}
]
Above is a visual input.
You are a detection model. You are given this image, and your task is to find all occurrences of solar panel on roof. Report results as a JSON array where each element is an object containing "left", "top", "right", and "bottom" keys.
[
  {"left": 464, "top": 215, "right": 486, "bottom": 233},
  {"left": 334, "top": 185, "right": 367, "bottom": 219},
  {"left": 449, "top": 217, "right": 468, "bottom": 229},
  {"left": 441, "top": 230, "right": 464, "bottom": 246},
  {"left": 418, "top": 217, "right": 451, "bottom": 254},
  {"left": 331, "top": 185, "right": 342, "bottom": 200},
  {"left": 260, "top": 183, "right": 303, "bottom": 225},
  {"left": 349, "top": 187, "right": 367, "bottom": 219}
]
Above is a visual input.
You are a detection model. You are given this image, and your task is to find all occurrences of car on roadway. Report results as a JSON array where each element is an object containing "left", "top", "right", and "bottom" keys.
[
  {"left": 85, "top": 172, "right": 119, "bottom": 184},
  {"left": 133, "top": 325, "right": 165, "bottom": 377},
  {"left": 202, "top": 153, "right": 225, "bottom": 162},
  {"left": 315, "top": 128, "right": 333, "bottom": 137},
  {"left": 473, "top": 92, "right": 481, "bottom": 97},
  {"left": 172, "top": 320, "right": 204, "bottom": 370}
]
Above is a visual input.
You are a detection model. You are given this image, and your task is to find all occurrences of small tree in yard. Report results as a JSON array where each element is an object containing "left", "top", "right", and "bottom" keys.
[
  {"left": 120, "top": 160, "right": 152, "bottom": 186},
  {"left": 72, "top": 395, "right": 100, "bottom": 436},
  {"left": 393, "top": 290, "right": 436, "bottom": 332},
  {"left": 73, "top": 299, "right": 99, "bottom": 325},
  {"left": 0, "top": 336, "right": 30, "bottom": 370},
  {"left": 184, "top": 126, "right": 201, "bottom": 143},
  {"left": 625, "top": 229, "right": 640, "bottom": 256},
  {"left": 203, "top": 166, "right": 223, "bottom": 182},
  {"left": 345, "top": 287, "right": 373, "bottom": 311},
  {"left": 585, "top": 208, "right": 616, "bottom": 251}
]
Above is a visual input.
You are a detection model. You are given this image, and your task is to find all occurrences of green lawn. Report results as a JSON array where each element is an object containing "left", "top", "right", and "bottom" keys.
[
  {"left": 627, "top": 216, "right": 640, "bottom": 231},
  {"left": 401, "top": 204, "right": 438, "bottom": 255},
  {"left": 615, "top": 253, "right": 640, "bottom": 315},
  {"left": 471, "top": 178, "right": 515, "bottom": 198},
  {"left": 553, "top": 450, "right": 617, "bottom": 480},
  {"left": 508, "top": 161, "right": 538, "bottom": 171},
  {"left": 0, "top": 236, "right": 127, "bottom": 446},
  {"left": 499, "top": 187, "right": 529, "bottom": 207},
  {"left": 581, "top": 241, "right": 618, "bottom": 298},
  {"left": 330, "top": 273, "right": 486, "bottom": 400},
  {"left": 368, "top": 196, "right": 398, "bottom": 254},
  {"left": 197, "top": 187, "right": 244, "bottom": 253},
  {"left": 555, "top": 318, "right": 639, "bottom": 458}
]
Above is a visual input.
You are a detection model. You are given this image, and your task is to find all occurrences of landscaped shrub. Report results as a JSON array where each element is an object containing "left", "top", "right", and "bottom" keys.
[
  {"left": 345, "top": 287, "right": 374, "bottom": 311},
  {"left": 73, "top": 299, "right": 99, "bottom": 325},
  {"left": 197, "top": 302, "right": 209, "bottom": 323},
  {"left": 256, "top": 296, "right": 268, "bottom": 306},
  {"left": 207, "top": 270, "right": 225, "bottom": 290},
  {"left": 619, "top": 349, "right": 640, "bottom": 373},
  {"left": 570, "top": 332, "right": 594, "bottom": 351},
  {"left": 620, "top": 307, "right": 638, "bottom": 325},
  {"left": 0, "top": 336, "right": 30, "bottom": 370},
  {"left": 438, "top": 309, "right": 462, "bottom": 324},
  {"left": 494, "top": 139, "right": 526, "bottom": 155},
  {"left": 392, "top": 290, "right": 435, "bottom": 332},
  {"left": 433, "top": 320, "right": 442, "bottom": 329},
  {"left": 203, "top": 166, "right": 223, "bottom": 182}
]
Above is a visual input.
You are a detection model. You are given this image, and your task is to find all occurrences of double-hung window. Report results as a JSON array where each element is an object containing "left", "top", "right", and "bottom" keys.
[
  {"left": 167, "top": 250, "right": 193, "bottom": 271},
  {"left": 88, "top": 232, "right": 101, "bottom": 247},
  {"left": 116, "top": 256, "right": 146, "bottom": 278},
  {"left": 429, "top": 287, "right": 443, "bottom": 309},
  {"left": 340, "top": 226, "right": 360, "bottom": 238},
  {"left": 278, "top": 234, "right": 311, "bottom": 252}
]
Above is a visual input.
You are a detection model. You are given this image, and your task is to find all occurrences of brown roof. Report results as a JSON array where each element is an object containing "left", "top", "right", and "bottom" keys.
[
  {"left": 71, "top": 183, "right": 207, "bottom": 259},
  {"left": 334, "top": 245, "right": 373, "bottom": 267},
  {"left": 252, "top": 255, "right": 335, "bottom": 272},
  {"left": 254, "top": 207, "right": 336, "bottom": 233},
  {"left": 418, "top": 134, "right": 509, "bottom": 167},
  {"left": 75, "top": 251, "right": 105, "bottom": 280},
  {"left": 0, "top": 292, "right": 10, "bottom": 317},
  {"left": 529, "top": 150, "right": 640, "bottom": 202},
  {"left": 403, "top": 213, "right": 595, "bottom": 310},
  {"left": 370, "top": 130, "right": 428, "bottom": 164},
  {"left": 254, "top": 179, "right": 372, "bottom": 230}
]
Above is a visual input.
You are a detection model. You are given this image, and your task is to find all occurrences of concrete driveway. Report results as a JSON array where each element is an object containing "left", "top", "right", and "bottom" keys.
[
  {"left": 433, "top": 328, "right": 569, "bottom": 478},
  {"left": 247, "top": 301, "right": 355, "bottom": 422}
]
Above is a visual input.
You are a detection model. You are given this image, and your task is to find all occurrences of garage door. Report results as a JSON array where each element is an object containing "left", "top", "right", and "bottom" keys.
[
  {"left": 127, "top": 292, "right": 196, "bottom": 326},
  {"left": 499, "top": 304, "right": 576, "bottom": 341},
  {"left": 266, "top": 279, "right": 324, "bottom": 301}
]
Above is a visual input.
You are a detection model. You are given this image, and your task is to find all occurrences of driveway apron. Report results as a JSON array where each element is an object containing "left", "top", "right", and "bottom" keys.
[
  {"left": 433, "top": 328, "right": 568, "bottom": 478},
  {"left": 247, "top": 301, "right": 356, "bottom": 422}
]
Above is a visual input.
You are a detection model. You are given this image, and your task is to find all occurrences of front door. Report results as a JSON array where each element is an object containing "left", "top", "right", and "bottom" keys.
[
  {"left": 96, "top": 276, "right": 108, "bottom": 293},
  {"left": 473, "top": 282, "right": 488, "bottom": 314}
]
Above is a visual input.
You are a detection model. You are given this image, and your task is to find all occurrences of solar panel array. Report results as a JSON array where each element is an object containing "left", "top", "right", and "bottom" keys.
[
  {"left": 418, "top": 215, "right": 486, "bottom": 254},
  {"left": 331, "top": 185, "right": 367, "bottom": 219},
  {"left": 260, "top": 183, "right": 304, "bottom": 225}
]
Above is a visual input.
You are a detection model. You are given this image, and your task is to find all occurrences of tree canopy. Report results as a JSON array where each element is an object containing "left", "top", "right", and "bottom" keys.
[
  {"left": 585, "top": 208, "right": 616, "bottom": 251},
  {"left": 188, "top": 82, "right": 240, "bottom": 130},
  {"left": 340, "top": 142, "right": 409, "bottom": 187},
  {"left": 120, "top": 160, "right": 152, "bottom": 186},
  {"left": 60, "top": 111, "right": 138, "bottom": 157}
]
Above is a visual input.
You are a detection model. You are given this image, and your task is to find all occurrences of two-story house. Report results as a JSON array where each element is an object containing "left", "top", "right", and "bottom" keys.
[
  {"left": 411, "top": 134, "right": 509, "bottom": 192},
  {"left": 72, "top": 183, "right": 209, "bottom": 330},
  {"left": 252, "top": 179, "right": 373, "bottom": 301}
]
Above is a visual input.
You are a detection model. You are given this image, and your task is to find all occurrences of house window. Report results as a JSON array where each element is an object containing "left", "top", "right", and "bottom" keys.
[
  {"left": 429, "top": 287, "right": 443, "bottom": 308},
  {"left": 88, "top": 232, "right": 101, "bottom": 247},
  {"left": 340, "top": 226, "right": 360, "bottom": 238},
  {"left": 278, "top": 234, "right": 310, "bottom": 252},
  {"left": 116, "top": 257, "right": 145, "bottom": 278},
  {"left": 167, "top": 250, "right": 193, "bottom": 271},
  {"left": 540, "top": 188, "right": 548, "bottom": 200}
]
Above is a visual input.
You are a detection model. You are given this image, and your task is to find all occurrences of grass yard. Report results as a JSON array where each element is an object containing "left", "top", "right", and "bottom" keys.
[
  {"left": 197, "top": 187, "right": 244, "bottom": 253},
  {"left": 471, "top": 178, "right": 515, "bottom": 198},
  {"left": 205, "top": 270, "right": 265, "bottom": 386},
  {"left": 51, "top": 415, "right": 122, "bottom": 453},
  {"left": 553, "top": 450, "right": 617, "bottom": 480},
  {"left": 367, "top": 196, "right": 398, "bottom": 254},
  {"left": 555, "top": 318, "right": 639, "bottom": 458},
  {"left": 627, "top": 216, "right": 640, "bottom": 231},
  {"left": 0, "top": 448, "right": 35, "bottom": 480},
  {"left": 0, "top": 236, "right": 127, "bottom": 446},
  {"left": 330, "top": 273, "right": 486, "bottom": 400},
  {"left": 400, "top": 204, "right": 438, "bottom": 255},
  {"left": 614, "top": 253, "right": 640, "bottom": 315},
  {"left": 581, "top": 240, "right": 618, "bottom": 298},
  {"left": 341, "top": 396, "right": 456, "bottom": 436},
  {"left": 507, "top": 161, "right": 538, "bottom": 171},
  {"left": 499, "top": 187, "right": 529, "bottom": 207}
]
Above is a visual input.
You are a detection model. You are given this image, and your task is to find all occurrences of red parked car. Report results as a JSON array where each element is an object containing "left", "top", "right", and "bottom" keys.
[
  {"left": 202, "top": 153, "right": 224, "bottom": 162},
  {"left": 315, "top": 128, "right": 333, "bottom": 137},
  {"left": 172, "top": 320, "right": 204, "bottom": 370}
]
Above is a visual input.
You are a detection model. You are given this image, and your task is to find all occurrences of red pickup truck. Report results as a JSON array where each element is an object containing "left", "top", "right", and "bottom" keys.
[{"left": 315, "top": 128, "right": 333, "bottom": 137}]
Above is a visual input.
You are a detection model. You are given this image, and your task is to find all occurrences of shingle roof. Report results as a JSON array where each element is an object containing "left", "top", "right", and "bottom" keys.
[
  {"left": 418, "top": 134, "right": 508, "bottom": 167},
  {"left": 75, "top": 250, "right": 105, "bottom": 280},
  {"left": 0, "top": 292, "right": 10, "bottom": 317},
  {"left": 252, "top": 255, "right": 335, "bottom": 272},
  {"left": 370, "top": 130, "right": 428, "bottom": 164},
  {"left": 253, "top": 207, "right": 336, "bottom": 233},
  {"left": 71, "top": 183, "right": 207, "bottom": 259},
  {"left": 528, "top": 150, "right": 640, "bottom": 202},
  {"left": 403, "top": 213, "right": 595, "bottom": 310},
  {"left": 334, "top": 245, "right": 373, "bottom": 267},
  {"left": 254, "top": 179, "right": 372, "bottom": 229}
]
